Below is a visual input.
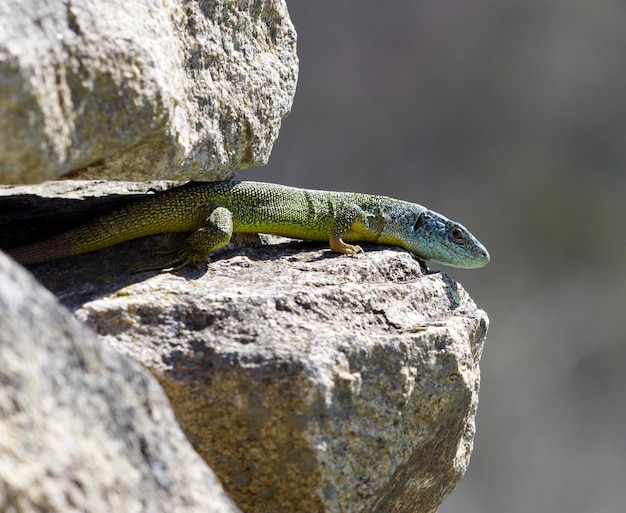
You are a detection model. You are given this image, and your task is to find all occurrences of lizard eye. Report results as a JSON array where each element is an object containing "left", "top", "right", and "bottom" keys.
[
  {"left": 413, "top": 214, "right": 425, "bottom": 232},
  {"left": 450, "top": 226, "right": 465, "bottom": 241}
]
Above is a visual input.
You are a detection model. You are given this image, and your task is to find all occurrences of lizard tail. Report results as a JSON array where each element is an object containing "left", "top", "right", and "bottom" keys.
[{"left": 5, "top": 232, "right": 74, "bottom": 265}]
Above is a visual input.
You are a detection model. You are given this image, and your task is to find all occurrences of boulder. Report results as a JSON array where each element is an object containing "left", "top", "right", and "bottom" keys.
[
  {"left": 0, "top": 0, "right": 298, "bottom": 184},
  {"left": 0, "top": 252, "right": 241, "bottom": 513}
]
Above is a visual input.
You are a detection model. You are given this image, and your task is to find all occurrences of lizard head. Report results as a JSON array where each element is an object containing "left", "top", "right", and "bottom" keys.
[{"left": 385, "top": 207, "right": 490, "bottom": 269}]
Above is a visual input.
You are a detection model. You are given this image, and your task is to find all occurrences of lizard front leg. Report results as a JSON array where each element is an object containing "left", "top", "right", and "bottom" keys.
[
  {"left": 139, "top": 207, "right": 234, "bottom": 272},
  {"left": 329, "top": 203, "right": 385, "bottom": 255}
]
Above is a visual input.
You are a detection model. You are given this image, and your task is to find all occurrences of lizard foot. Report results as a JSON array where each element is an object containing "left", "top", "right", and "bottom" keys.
[{"left": 329, "top": 233, "right": 363, "bottom": 255}]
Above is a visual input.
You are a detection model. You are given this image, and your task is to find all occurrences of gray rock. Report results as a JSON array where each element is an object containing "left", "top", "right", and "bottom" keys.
[
  {"left": 0, "top": 181, "right": 488, "bottom": 512},
  {"left": 74, "top": 251, "right": 487, "bottom": 513},
  {"left": 0, "top": 0, "right": 297, "bottom": 184},
  {"left": 0, "top": 252, "right": 241, "bottom": 513}
]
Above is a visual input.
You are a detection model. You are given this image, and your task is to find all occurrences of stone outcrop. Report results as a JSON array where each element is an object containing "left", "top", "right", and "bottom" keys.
[
  {"left": 0, "top": 0, "right": 489, "bottom": 509},
  {"left": 0, "top": 181, "right": 488, "bottom": 513},
  {"left": 0, "top": 0, "right": 297, "bottom": 184},
  {"left": 0, "top": 251, "right": 241, "bottom": 513}
]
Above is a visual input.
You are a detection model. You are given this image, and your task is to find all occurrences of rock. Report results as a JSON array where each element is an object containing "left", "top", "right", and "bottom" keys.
[
  {"left": 0, "top": 252, "right": 241, "bottom": 513},
  {"left": 0, "top": 181, "right": 488, "bottom": 513},
  {"left": 0, "top": 0, "right": 298, "bottom": 184},
  {"left": 77, "top": 252, "right": 488, "bottom": 513}
]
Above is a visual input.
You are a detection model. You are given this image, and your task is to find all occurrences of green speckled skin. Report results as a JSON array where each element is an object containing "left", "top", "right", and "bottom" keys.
[{"left": 6, "top": 181, "right": 490, "bottom": 270}]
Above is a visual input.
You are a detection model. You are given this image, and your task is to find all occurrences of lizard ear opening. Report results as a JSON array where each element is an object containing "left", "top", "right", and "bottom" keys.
[{"left": 412, "top": 214, "right": 425, "bottom": 232}]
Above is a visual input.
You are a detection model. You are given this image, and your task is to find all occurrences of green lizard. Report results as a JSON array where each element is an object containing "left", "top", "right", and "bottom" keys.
[{"left": 5, "top": 181, "right": 490, "bottom": 271}]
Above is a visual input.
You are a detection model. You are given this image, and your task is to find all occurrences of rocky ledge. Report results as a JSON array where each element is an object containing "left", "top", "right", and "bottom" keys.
[{"left": 0, "top": 182, "right": 488, "bottom": 513}]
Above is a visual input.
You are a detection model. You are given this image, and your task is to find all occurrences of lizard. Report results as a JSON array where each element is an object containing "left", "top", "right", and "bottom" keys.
[{"left": 4, "top": 180, "right": 490, "bottom": 271}]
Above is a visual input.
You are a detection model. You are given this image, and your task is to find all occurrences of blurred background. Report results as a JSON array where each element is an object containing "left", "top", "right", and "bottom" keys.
[{"left": 239, "top": 1, "right": 626, "bottom": 512}]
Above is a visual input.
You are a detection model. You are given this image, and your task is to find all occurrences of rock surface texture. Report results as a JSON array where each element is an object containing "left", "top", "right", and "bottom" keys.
[
  {"left": 0, "top": 182, "right": 489, "bottom": 513},
  {"left": 0, "top": 0, "right": 297, "bottom": 184},
  {"left": 0, "top": 252, "right": 241, "bottom": 513}
]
